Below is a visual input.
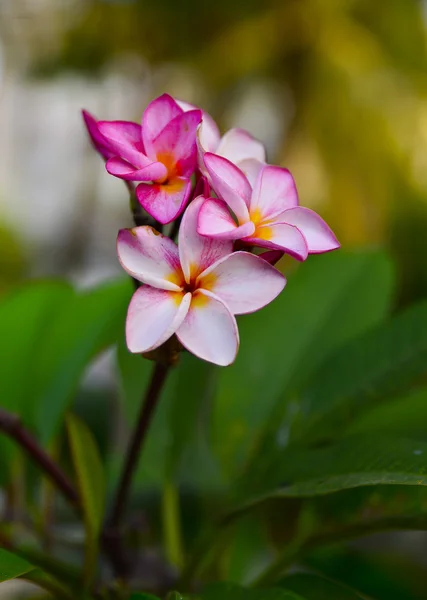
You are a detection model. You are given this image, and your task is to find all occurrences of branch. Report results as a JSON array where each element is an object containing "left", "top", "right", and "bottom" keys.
[{"left": 0, "top": 408, "right": 79, "bottom": 508}]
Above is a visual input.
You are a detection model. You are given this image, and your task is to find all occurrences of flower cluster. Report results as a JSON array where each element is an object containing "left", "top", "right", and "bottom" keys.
[{"left": 83, "top": 94, "right": 339, "bottom": 366}]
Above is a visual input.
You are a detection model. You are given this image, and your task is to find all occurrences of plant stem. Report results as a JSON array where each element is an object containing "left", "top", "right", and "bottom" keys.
[
  {"left": 103, "top": 360, "right": 171, "bottom": 575},
  {"left": 0, "top": 408, "right": 79, "bottom": 508}
]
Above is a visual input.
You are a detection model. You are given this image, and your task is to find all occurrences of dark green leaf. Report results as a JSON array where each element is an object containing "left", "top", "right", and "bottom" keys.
[
  {"left": 0, "top": 548, "right": 34, "bottom": 581},
  {"left": 347, "top": 387, "right": 427, "bottom": 440},
  {"left": 305, "top": 547, "right": 427, "bottom": 600},
  {"left": 212, "top": 250, "right": 394, "bottom": 477},
  {"left": 237, "top": 436, "right": 427, "bottom": 502},
  {"left": 35, "top": 278, "right": 132, "bottom": 443},
  {"left": 67, "top": 414, "right": 105, "bottom": 585},
  {"left": 279, "top": 573, "right": 365, "bottom": 599},
  {"left": 291, "top": 299, "right": 427, "bottom": 444},
  {"left": 130, "top": 594, "right": 161, "bottom": 600}
]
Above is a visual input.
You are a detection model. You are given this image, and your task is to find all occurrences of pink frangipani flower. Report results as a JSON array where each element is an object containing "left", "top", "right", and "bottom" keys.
[
  {"left": 97, "top": 94, "right": 202, "bottom": 224},
  {"left": 198, "top": 154, "right": 340, "bottom": 260},
  {"left": 117, "top": 197, "right": 286, "bottom": 366}
]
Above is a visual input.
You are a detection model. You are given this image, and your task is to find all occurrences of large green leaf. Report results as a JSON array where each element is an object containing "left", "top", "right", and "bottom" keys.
[
  {"left": 237, "top": 436, "right": 427, "bottom": 502},
  {"left": 291, "top": 299, "right": 427, "bottom": 444},
  {"left": 211, "top": 250, "right": 394, "bottom": 477},
  {"left": 130, "top": 595, "right": 161, "bottom": 600},
  {"left": 34, "top": 277, "right": 132, "bottom": 443},
  {"left": 279, "top": 574, "right": 365, "bottom": 599},
  {"left": 0, "top": 548, "right": 34, "bottom": 582},
  {"left": 67, "top": 414, "right": 105, "bottom": 586}
]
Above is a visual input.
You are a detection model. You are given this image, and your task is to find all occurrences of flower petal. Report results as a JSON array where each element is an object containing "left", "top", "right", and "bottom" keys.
[
  {"left": 179, "top": 196, "right": 233, "bottom": 284},
  {"left": 97, "top": 121, "right": 146, "bottom": 168},
  {"left": 126, "top": 287, "right": 191, "bottom": 353},
  {"left": 106, "top": 157, "right": 167, "bottom": 182},
  {"left": 250, "top": 165, "right": 299, "bottom": 221},
  {"left": 197, "top": 198, "right": 255, "bottom": 240},
  {"left": 196, "top": 116, "right": 221, "bottom": 154},
  {"left": 246, "top": 222, "right": 308, "bottom": 261},
  {"left": 151, "top": 110, "right": 202, "bottom": 179},
  {"left": 258, "top": 250, "right": 284, "bottom": 265},
  {"left": 142, "top": 94, "right": 183, "bottom": 159},
  {"left": 136, "top": 177, "right": 192, "bottom": 225},
  {"left": 203, "top": 153, "right": 251, "bottom": 222},
  {"left": 217, "top": 128, "right": 266, "bottom": 164},
  {"left": 280, "top": 207, "right": 340, "bottom": 254},
  {"left": 238, "top": 158, "right": 264, "bottom": 187},
  {"left": 82, "top": 110, "right": 115, "bottom": 160},
  {"left": 198, "top": 251, "right": 286, "bottom": 315},
  {"left": 117, "top": 227, "right": 184, "bottom": 291},
  {"left": 177, "top": 290, "right": 239, "bottom": 366}
]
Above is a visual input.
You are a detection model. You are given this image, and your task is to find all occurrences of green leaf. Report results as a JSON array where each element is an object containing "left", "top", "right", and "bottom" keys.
[
  {"left": 0, "top": 281, "right": 72, "bottom": 420},
  {"left": 0, "top": 281, "right": 72, "bottom": 483},
  {"left": 279, "top": 573, "right": 365, "bottom": 599},
  {"left": 190, "top": 582, "right": 303, "bottom": 599},
  {"left": 237, "top": 436, "right": 427, "bottom": 502},
  {"left": 212, "top": 250, "right": 394, "bottom": 477},
  {"left": 347, "top": 387, "right": 427, "bottom": 440},
  {"left": 0, "top": 548, "right": 34, "bottom": 582},
  {"left": 115, "top": 342, "right": 222, "bottom": 490},
  {"left": 35, "top": 277, "right": 132, "bottom": 443},
  {"left": 166, "top": 353, "right": 217, "bottom": 479},
  {"left": 66, "top": 414, "right": 105, "bottom": 586},
  {"left": 291, "top": 299, "right": 427, "bottom": 444},
  {"left": 130, "top": 595, "right": 161, "bottom": 600},
  {"left": 305, "top": 547, "right": 427, "bottom": 600}
]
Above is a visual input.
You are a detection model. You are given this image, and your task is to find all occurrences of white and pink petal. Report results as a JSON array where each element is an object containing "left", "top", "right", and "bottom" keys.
[
  {"left": 197, "top": 198, "right": 255, "bottom": 240},
  {"left": 177, "top": 290, "right": 239, "bottom": 366},
  {"left": 250, "top": 165, "right": 299, "bottom": 221},
  {"left": 217, "top": 128, "right": 266, "bottom": 164},
  {"left": 126, "top": 287, "right": 191, "bottom": 353},
  {"left": 178, "top": 196, "right": 233, "bottom": 284},
  {"left": 203, "top": 153, "right": 251, "bottom": 223},
  {"left": 197, "top": 251, "right": 286, "bottom": 315},
  {"left": 245, "top": 222, "right": 308, "bottom": 261},
  {"left": 117, "top": 227, "right": 184, "bottom": 290},
  {"left": 280, "top": 207, "right": 340, "bottom": 254}
]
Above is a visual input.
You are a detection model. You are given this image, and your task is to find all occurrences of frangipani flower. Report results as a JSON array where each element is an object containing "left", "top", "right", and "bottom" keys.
[
  {"left": 97, "top": 94, "right": 202, "bottom": 224},
  {"left": 198, "top": 154, "right": 340, "bottom": 260},
  {"left": 117, "top": 197, "right": 286, "bottom": 366}
]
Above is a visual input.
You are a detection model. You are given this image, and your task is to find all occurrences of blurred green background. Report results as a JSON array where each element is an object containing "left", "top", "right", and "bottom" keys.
[
  {"left": 1, "top": 1, "right": 427, "bottom": 598},
  {"left": 1, "top": 0, "right": 427, "bottom": 303}
]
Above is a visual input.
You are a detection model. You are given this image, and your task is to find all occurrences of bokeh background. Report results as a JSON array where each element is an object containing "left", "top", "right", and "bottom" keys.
[
  {"left": 1, "top": 0, "right": 427, "bottom": 301},
  {"left": 1, "top": 0, "right": 427, "bottom": 597}
]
